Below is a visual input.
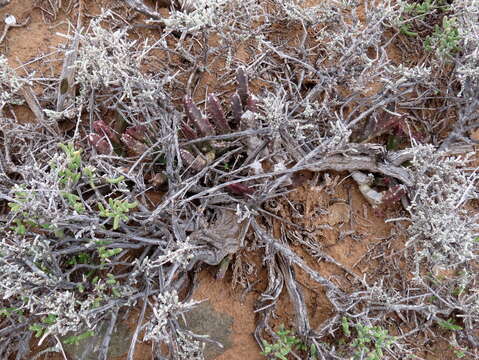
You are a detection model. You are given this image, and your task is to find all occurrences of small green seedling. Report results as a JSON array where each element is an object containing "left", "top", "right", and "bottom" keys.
[
  {"left": 403, "top": 0, "right": 447, "bottom": 17},
  {"left": 106, "top": 175, "right": 125, "bottom": 184},
  {"left": 67, "top": 252, "right": 92, "bottom": 265},
  {"left": 400, "top": 23, "right": 418, "bottom": 37},
  {"left": 342, "top": 317, "right": 396, "bottom": 360},
  {"left": 8, "top": 187, "right": 31, "bottom": 213},
  {"left": 12, "top": 219, "right": 26, "bottom": 235},
  {"left": 106, "top": 273, "right": 117, "bottom": 285},
  {"left": 398, "top": 0, "right": 460, "bottom": 59},
  {"left": 62, "top": 192, "right": 85, "bottom": 213},
  {"left": 29, "top": 323, "right": 46, "bottom": 338},
  {"left": 452, "top": 286, "right": 465, "bottom": 297},
  {"left": 261, "top": 324, "right": 304, "bottom": 360},
  {"left": 98, "top": 247, "right": 123, "bottom": 259},
  {"left": 454, "top": 349, "right": 466, "bottom": 358},
  {"left": 8, "top": 187, "right": 35, "bottom": 234},
  {"left": 400, "top": 0, "right": 439, "bottom": 37},
  {"left": 342, "top": 316, "right": 351, "bottom": 336},
  {"left": 29, "top": 314, "right": 57, "bottom": 338},
  {"left": 0, "top": 307, "right": 23, "bottom": 317},
  {"left": 98, "top": 198, "right": 137, "bottom": 230},
  {"left": 63, "top": 330, "right": 95, "bottom": 345},
  {"left": 437, "top": 318, "right": 463, "bottom": 331},
  {"left": 105, "top": 273, "right": 122, "bottom": 297},
  {"left": 58, "top": 143, "right": 83, "bottom": 186},
  {"left": 424, "top": 16, "right": 460, "bottom": 59}
]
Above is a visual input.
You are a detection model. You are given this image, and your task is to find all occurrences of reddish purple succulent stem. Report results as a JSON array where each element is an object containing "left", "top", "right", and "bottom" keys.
[
  {"left": 181, "top": 123, "right": 198, "bottom": 140},
  {"left": 125, "top": 125, "right": 148, "bottom": 142},
  {"left": 236, "top": 67, "right": 249, "bottom": 107},
  {"left": 179, "top": 149, "right": 206, "bottom": 171},
  {"left": 206, "top": 94, "right": 231, "bottom": 134},
  {"left": 226, "top": 183, "right": 254, "bottom": 195},
  {"left": 231, "top": 93, "right": 243, "bottom": 124},
  {"left": 92, "top": 120, "right": 120, "bottom": 143},
  {"left": 88, "top": 133, "right": 111, "bottom": 155},
  {"left": 183, "top": 95, "right": 215, "bottom": 136},
  {"left": 121, "top": 133, "right": 149, "bottom": 155}
]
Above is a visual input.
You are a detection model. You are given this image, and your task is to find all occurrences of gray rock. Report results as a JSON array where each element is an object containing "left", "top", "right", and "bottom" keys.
[
  {"left": 62, "top": 301, "right": 234, "bottom": 360},
  {"left": 62, "top": 320, "right": 131, "bottom": 360},
  {"left": 180, "top": 301, "right": 234, "bottom": 359}
]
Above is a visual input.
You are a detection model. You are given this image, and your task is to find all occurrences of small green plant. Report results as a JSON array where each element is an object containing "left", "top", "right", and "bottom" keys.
[
  {"left": 12, "top": 218, "right": 27, "bottom": 235},
  {"left": 106, "top": 175, "right": 125, "bottom": 184},
  {"left": 98, "top": 247, "right": 123, "bottom": 259},
  {"left": 399, "top": 1, "right": 430, "bottom": 36},
  {"left": 342, "top": 317, "right": 396, "bottom": 360},
  {"left": 342, "top": 316, "right": 351, "bottom": 336},
  {"left": 404, "top": 0, "right": 449, "bottom": 17},
  {"left": 98, "top": 198, "right": 137, "bottom": 230},
  {"left": 62, "top": 192, "right": 86, "bottom": 214},
  {"left": 424, "top": 16, "right": 461, "bottom": 59},
  {"left": 29, "top": 323, "right": 46, "bottom": 338},
  {"left": 454, "top": 349, "right": 466, "bottom": 358},
  {"left": 0, "top": 307, "right": 24, "bottom": 318},
  {"left": 399, "top": 0, "right": 447, "bottom": 37},
  {"left": 437, "top": 318, "right": 463, "bottom": 331},
  {"left": 67, "top": 252, "right": 92, "bottom": 266},
  {"left": 7, "top": 186, "right": 47, "bottom": 234},
  {"left": 398, "top": 0, "right": 460, "bottom": 58},
  {"left": 29, "top": 314, "right": 58, "bottom": 338},
  {"left": 82, "top": 165, "right": 97, "bottom": 188},
  {"left": 7, "top": 186, "right": 30, "bottom": 213},
  {"left": 63, "top": 330, "right": 95, "bottom": 345},
  {"left": 448, "top": 341, "right": 469, "bottom": 358},
  {"left": 261, "top": 324, "right": 304, "bottom": 360},
  {"left": 106, "top": 273, "right": 122, "bottom": 297},
  {"left": 400, "top": 23, "right": 418, "bottom": 37},
  {"left": 452, "top": 285, "right": 465, "bottom": 297},
  {"left": 7, "top": 143, "right": 92, "bottom": 236},
  {"left": 57, "top": 143, "right": 83, "bottom": 186}
]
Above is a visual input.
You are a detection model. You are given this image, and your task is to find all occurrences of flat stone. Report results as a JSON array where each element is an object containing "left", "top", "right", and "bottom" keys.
[
  {"left": 180, "top": 300, "right": 234, "bottom": 359},
  {"left": 62, "top": 301, "right": 233, "bottom": 360},
  {"left": 62, "top": 320, "right": 131, "bottom": 360}
]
